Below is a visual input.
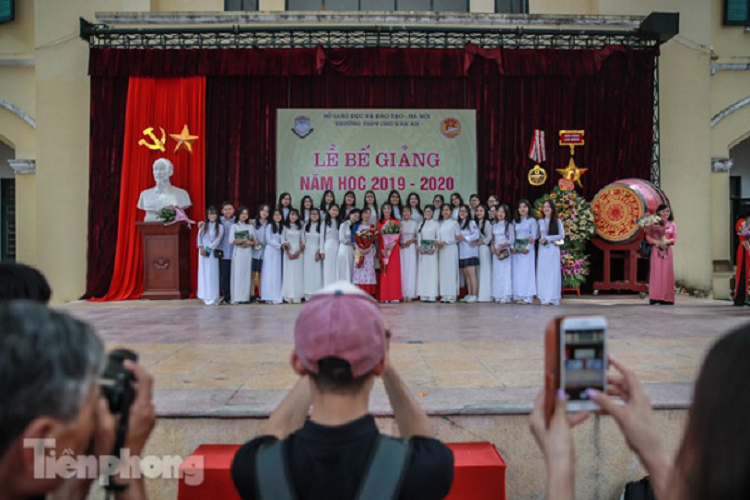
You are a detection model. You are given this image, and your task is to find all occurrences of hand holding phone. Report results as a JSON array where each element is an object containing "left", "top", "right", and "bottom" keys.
[
  {"left": 560, "top": 316, "right": 608, "bottom": 412},
  {"left": 544, "top": 315, "right": 608, "bottom": 423}
]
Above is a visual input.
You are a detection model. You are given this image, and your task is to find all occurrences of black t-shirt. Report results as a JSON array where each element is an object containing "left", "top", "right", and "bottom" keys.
[{"left": 231, "top": 414, "right": 454, "bottom": 500}]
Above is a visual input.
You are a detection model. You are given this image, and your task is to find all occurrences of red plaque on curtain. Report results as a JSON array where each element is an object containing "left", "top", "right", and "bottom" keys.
[{"left": 559, "top": 130, "right": 585, "bottom": 146}]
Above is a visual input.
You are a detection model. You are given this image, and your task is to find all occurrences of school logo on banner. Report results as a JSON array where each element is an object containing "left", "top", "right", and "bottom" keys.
[
  {"left": 439, "top": 117, "right": 462, "bottom": 139},
  {"left": 292, "top": 116, "right": 314, "bottom": 139}
]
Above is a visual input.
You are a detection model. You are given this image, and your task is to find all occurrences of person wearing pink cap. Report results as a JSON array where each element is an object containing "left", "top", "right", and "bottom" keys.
[{"left": 231, "top": 281, "right": 454, "bottom": 500}]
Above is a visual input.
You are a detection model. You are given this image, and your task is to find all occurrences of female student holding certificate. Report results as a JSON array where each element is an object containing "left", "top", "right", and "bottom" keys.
[
  {"left": 417, "top": 205, "right": 439, "bottom": 302},
  {"left": 436, "top": 204, "right": 461, "bottom": 303},
  {"left": 511, "top": 199, "right": 538, "bottom": 304},
  {"left": 230, "top": 206, "right": 256, "bottom": 304}
]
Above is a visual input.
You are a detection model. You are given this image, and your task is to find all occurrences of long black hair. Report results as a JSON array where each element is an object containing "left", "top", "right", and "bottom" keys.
[
  {"left": 439, "top": 203, "right": 453, "bottom": 222},
  {"left": 254, "top": 204, "right": 270, "bottom": 230},
  {"left": 285, "top": 208, "right": 303, "bottom": 230},
  {"left": 543, "top": 200, "right": 560, "bottom": 236},
  {"left": 269, "top": 209, "right": 284, "bottom": 235},
  {"left": 236, "top": 205, "right": 251, "bottom": 225},
  {"left": 379, "top": 202, "right": 394, "bottom": 223},
  {"left": 673, "top": 324, "right": 750, "bottom": 500},
  {"left": 514, "top": 199, "right": 535, "bottom": 224},
  {"left": 319, "top": 190, "right": 335, "bottom": 211},
  {"left": 363, "top": 190, "right": 379, "bottom": 220},
  {"left": 305, "top": 208, "right": 322, "bottom": 233},
  {"left": 419, "top": 204, "right": 435, "bottom": 233},
  {"left": 474, "top": 203, "right": 490, "bottom": 234},
  {"left": 496, "top": 204, "right": 512, "bottom": 238},
  {"left": 325, "top": 203, "right": 340, "bottom": 227},
  {"left": 299, "top": 195, "right": 314, "bottom": 220},
  {"left": 458, "top": 204, "right": 473, "bottom": 230},
  {"left": 341, "top": 190, "right": 357, "bottom": 215},
  {"left": 277, "top": 192, "right": 292, "bottom": 210},
  {"left": 450, "top": 192, "right": 464, "bottom": 208},
  {"left": 388, "top": 190, "right": 403, "bottom": 215},
  {"left": 201, "top": 206, "right": 221, "bottom": 238},
  {"left": 407, "top": 192, "right": 423, "bottom": 218}
]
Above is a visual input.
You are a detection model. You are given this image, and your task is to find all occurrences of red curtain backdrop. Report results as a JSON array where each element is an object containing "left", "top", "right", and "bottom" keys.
[
  {"left": 95, "top": 77, "right": 205, "bottom": 301},
  {"left": 84, "top": 76, "right": 129, "bottom": 299},
  {"left": 86, "top": 46, "right": 655, "bottom": 297}
]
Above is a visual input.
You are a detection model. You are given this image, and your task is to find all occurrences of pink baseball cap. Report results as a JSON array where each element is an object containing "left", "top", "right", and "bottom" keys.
[{"left": 294, "top": 281, "right": 386, "bottom": 378}]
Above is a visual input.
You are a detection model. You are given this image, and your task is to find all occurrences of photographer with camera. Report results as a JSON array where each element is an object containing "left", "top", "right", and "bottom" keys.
[
  {"left": 0, "top": 301, "right": 156, "bottom": 500},
  {"left": 231, "top": 281, "right": 454, "bottom": 500}
]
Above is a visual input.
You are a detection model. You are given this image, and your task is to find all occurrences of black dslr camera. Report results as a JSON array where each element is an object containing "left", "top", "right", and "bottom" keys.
[{"left": 100, "top": 349, "right": 138, "bottom": 458}]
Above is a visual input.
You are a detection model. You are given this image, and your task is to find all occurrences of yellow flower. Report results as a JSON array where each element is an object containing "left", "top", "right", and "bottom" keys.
[{"left": 551, "top": 194, "right": 557, "bottom": 199}]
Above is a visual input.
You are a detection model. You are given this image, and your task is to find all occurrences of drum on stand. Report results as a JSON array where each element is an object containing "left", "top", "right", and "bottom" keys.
[{"left": 591, "top": 178, "right": 670, "bottom": 244}]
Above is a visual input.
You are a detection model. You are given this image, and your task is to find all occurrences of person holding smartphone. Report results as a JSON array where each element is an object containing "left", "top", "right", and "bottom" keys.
[{"left": 531, "top": 320, "right": 750, "bottom": 500}]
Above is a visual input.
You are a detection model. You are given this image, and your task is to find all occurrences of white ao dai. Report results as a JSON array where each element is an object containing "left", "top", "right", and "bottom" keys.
[
  {"left": 417, "top": 220, "right": 440, "bottom": 301},
  {"left": 400, "top": 220, "right": 418, "bottom": 299},
  {"left": 282, "top": 224, "right": 305, "bottom": 303},
  {"left": 491, "top": 221, "right": 514, "bottom": 303},
  {"left": 537, "top": 219, "right": 565, "bottom": 305}
]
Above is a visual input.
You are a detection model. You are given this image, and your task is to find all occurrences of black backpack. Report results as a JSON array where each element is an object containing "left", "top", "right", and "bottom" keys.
[
  {"left": 621, "top": 476, "right": 656, "bottom": 500},
  {"left": 256, "top": 435, "right": 411, "bottom": 500}
]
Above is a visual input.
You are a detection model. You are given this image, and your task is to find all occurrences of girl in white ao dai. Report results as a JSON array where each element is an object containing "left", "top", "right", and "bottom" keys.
[
  {"left": 303, "top": 208, "right": 324, "bottom": 300},
  {"left": 260, "top": 209, "right": 284, "bottom": 305},
  {"left": 400, "top": 206, "right": 419, "bottom": 301},
  {"left": 322, "top": 205, "right": 341, "bottom": 287},
  {"left": 491, "top": 204, "right": 514, "bottom": 303},
  {"left": 282, "top": 209, "right": 305, "bottom": 304},
  {"left": 197, "top": 207, "right": 224, "bottom": 306},
  {"left": 511, "top": 199, "right": 539, "bottom": 304},
  {"left": 437, "top": 204, "right": 461, "bottom": 303},
  {"left": 537, "top": 200, "right": 565, "bottom": 305},
  {"left": 417, "top": 205, "right": 440, "bottom": 302}
]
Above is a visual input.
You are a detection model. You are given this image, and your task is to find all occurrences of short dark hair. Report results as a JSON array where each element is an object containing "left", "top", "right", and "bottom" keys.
[
  {"left": 310, "top": 358, "right": 372, "bottom": 395},
  {"left": 0, "top": 262, "right": 52, "bottom": 303}
]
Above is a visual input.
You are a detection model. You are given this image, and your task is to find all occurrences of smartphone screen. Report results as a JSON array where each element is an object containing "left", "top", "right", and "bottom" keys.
[{"left": 562, "top": 326, "right": 606, "bottom": 405}]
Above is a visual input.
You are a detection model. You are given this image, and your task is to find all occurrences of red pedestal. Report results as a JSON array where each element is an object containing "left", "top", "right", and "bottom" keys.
[
  {"left": 592, "top": 237, "right": 648, "bottom": 293},
  {"left": 136, "top": 222, "right": 190, "bottom": 300},
  {"left": 178, "top": 442, "right": 506, "bottom": 500}
]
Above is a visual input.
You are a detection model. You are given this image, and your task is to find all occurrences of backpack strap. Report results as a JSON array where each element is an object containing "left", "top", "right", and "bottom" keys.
[
  {"left": 256, "top": 440, "right": 298, "bottom": 500},
  {"left": 355, "top": 435, "right": 412, "bottom": 500}
]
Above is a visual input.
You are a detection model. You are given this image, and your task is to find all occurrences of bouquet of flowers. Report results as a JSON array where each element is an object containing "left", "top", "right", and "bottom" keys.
[
  {"left": 160, "top": 206, "right": 196, "bottom": 229},
  {"left": 739, "top": 220, "right": 750, "bottom": 238},
  {"left": 354, "top": 226, "right": 378, "bottom": 267},
  {"left": 380, "top": 220, "right": 401, "bottom": 272},
  {"left": 561, "top": 249, "right": 590, "bottom": 289},
  {"left": 636, "top": 214, "right": 662, "bottom": 228},
  {"left": 534, "top": 188, "right": 596, "bottom": 289},
  {"left": 157, "top": 207, "right": 176, "bottom": 223}
]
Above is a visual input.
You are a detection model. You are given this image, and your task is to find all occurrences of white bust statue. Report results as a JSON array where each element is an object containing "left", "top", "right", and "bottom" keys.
[{"left": 137, "top": 158, "right": 192, "bottom": 222}]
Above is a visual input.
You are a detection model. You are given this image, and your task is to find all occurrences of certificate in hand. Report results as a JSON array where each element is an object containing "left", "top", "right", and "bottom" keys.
[
  {"left": 235, "top": 230, "right": 251, "bottom": 241},
  {"left": 420, "top": 239, "right": 435, "bottom": 253},
  {"left": 513, "top": 239, "right": 529, "bottom": 253}
]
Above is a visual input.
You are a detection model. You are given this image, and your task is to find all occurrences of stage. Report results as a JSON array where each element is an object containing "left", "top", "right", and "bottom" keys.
[
  {"left": 62, "top": 296, "right": 740, "bottom": 417},
  {"left": 63, "top": 296, "right": 744, "bottom": 500}
]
